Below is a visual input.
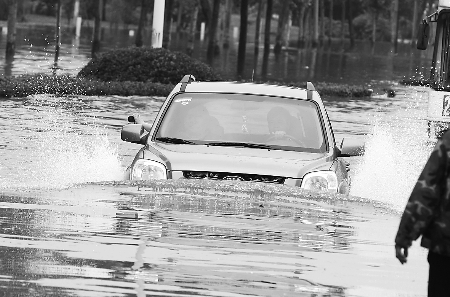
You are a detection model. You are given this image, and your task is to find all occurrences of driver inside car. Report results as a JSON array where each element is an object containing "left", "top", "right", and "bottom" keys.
[{"left": 266, "top": 106, "right": 303, "bottom": 145}]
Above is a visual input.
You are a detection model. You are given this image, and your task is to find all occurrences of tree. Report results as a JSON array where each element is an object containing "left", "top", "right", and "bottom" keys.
[
  {"left": 411, "top": 0, "right": 419, "bottom": 48},
  {"left": 319, "top": 0, "right": 324, "bottom": 43},
  {"left": 186, "top": 1, "right": 199, "bottom": 55},
  {"left": 92, "top": 0, "right": 103, "bottom": 57},
  {"left": 207, "top": 0, "right": 221, "bottom": 64},
  {"left": 262, "top": 0, "right": 273, "bottom": 80},
  {"left": 297, "top": 1, "right": 306, "bottom": 47},
  {"left": 135, "top": 0, "right": 148, "bottom": 47},
  {"left": 163, "top": 0, "right": 174, "bottom": 48},
  {"left": 390, "top": 0, "right": 399, "bottom": 52},
  {"left": 313, "top": 0, "right": 319, "bottom": 46},
  {"left": 274, "top": 0, "right": 290, "bottom": 54},
  {"left": 237, "top": 0, "right": 248, "bottom": 77},
  {"left": 223, "top": 0, "right": 232, "bottom": 48},
  {"left": 198, "top": 0, "right": 212, "bottom": 29},
  {"left": 6, "top": 0, "right": 18, "bottom": 58},
  {"left": 347, "top": 0, "right": 355, "bottom": 49},
  {"left": 328, "top": 0, "right": 333, "bottom": 43},
  {"left": 362, "top": 0, "right": 389, "bottom": 45},
  {"left": 340, "top": 0, "right": 345, "bottom": 45},
  {"left": 254, "top": 0, "right": 264, "bottom": 69},
  {"left": 53, "top": 0, "right": 62, "bottom": 75},
  {"left": 293, "top": 0, "right": 310, "bottom": 48}
]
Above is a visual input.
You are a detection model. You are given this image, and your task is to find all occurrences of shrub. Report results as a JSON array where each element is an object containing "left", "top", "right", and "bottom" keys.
[
  {"left": 399, "top": 77, "right": 431, "bottom": 87},
  {"left": 77, "top": 47, "right": 222, "bottom": 84},
  {"left": 256, "top": 80, "right": 373, "bottom": 97},
  {"left": 0, "top": 74, "right": 174, "bottom": 98},
  {"left": 0, "top": 74, "right": 373, "bottom": 98}
]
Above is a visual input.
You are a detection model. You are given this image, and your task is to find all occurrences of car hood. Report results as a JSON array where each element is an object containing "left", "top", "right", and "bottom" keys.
[{"left": 147, "top": 143, "right": 332, "bottom": 178}]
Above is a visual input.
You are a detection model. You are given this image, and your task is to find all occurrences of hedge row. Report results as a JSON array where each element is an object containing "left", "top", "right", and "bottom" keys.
[
  {"left": 0, "top": 74, "right": 174, "bottom": 98},
  {"left": 0, "top": 74, "right": 375, "bottom": 98}
]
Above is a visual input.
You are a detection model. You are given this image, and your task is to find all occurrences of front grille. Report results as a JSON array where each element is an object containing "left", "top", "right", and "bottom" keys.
[{"left": 183, "top": 171, "right": 285, "bottom": 184}]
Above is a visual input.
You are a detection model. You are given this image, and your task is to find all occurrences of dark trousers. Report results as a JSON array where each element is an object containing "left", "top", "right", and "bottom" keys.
[{"left": 428, "top": 251, "right": 450, "bottom": 296}]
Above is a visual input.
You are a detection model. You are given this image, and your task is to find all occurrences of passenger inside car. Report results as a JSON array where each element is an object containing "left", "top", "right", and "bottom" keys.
[{"left": 178, "top": 105, "right": 224, "bottom": 140}]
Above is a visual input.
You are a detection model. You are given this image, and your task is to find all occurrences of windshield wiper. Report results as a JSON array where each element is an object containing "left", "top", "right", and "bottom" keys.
[
  {"left": 155, "top": 137, "right": 197, "bottom": 145},
  {"left": 205, "top": 141, "right": 272, "bottom": 150}
]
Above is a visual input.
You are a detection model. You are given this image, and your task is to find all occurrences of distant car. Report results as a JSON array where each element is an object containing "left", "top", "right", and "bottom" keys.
[{"left": 121, "top": 75, "right": 364, "bottom": 194}]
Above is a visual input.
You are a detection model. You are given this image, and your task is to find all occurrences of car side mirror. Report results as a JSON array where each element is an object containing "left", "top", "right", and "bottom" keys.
[
  {"left": 417, "top": 20, "right": 430, "bottom": 50},
  {"left": 337, "top": 138, "right": 365, "bottom": 157},
  {"left": 121, "top": 124, "right": 148, "bottom": 145}
]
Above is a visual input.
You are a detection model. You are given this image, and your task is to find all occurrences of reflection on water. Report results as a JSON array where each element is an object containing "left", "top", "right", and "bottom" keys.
[{"left": 0, "top": 181, "right": 427, "bottom": 296}]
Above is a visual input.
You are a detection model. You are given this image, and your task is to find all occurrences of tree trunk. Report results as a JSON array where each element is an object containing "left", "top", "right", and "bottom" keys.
[
  {"left": 237, "top": 0, "right": 248, "bottom": 77},
  {"left": 207, "top": 0, "right": 221, "bottom": 64},
  {"left": 17, "top": 0, "right": 24, "bottom": 21},
  {"left": 390, "top": 0, "right": 399, "bottom": 53},
  {"left": 262, "top": 0, "right": 273, "bottom": 80},
  {"left": 340, "top": 0, "right": 345, "bottom": 45},
  {"left": 274, "top": 0, "right": 289, "bottom": 54},
  {"left": 53, "top": 0, "right": 62, "bottom": 74},
  {"left": 186, "top": 5, "right": 198, "bottom": 55},
  {"left": 223, "top": 0, "right": 232, "bottom": 48},
  {"left": 92, "top": 0, "right": 103, "bottom": 58},
  {"left": 411, "top": 0, "right": 419, "bottom": 48},
  {"left": 297, "top": 3, "right": 306, "bottom": 48},
  {"left": 319, "top": 0, "right": 324, "bottom": 44},
  {"left": 313, "top": 0, "right": 319, "bottom": 47},
  {"left": 176, "top": 1, "right": 183, "bottom": 31},
  {"left": 198, "top": 0, "right": 212, "bottom": 29},
  {"left": 285, "top": 10, "right": 292, "bottom": 48},
  {"left": 328, "top": 0, "right": 333, "bottom": 44},
  {"left": 371, "top": 11, "right": 377, "bottom": 45},
  {"left": 102, "top": 0, "right": 107, "bottom": 21},
  {"left": 346, "top": 0, "right": 354, "bottom": 49},
  {"left": 6, "top": 0, "right": 18, "bottom": 58},
  {"left": 72, "top": 0, "right": 80, "bottom": 32},
  {"left": 254, "top": 0, "right": 263, "bottom": 70},
  {"left": 305, "top": 4, "right": 312, "bottom": 46},
  {"left": 135, "top": 0, "right": 148, "bottom": 47},
  {"left": 163, "top": 0, "right": 174, "bottom": 48}
]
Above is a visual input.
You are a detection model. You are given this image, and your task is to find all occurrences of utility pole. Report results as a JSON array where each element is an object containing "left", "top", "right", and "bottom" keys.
[{"left": 152, "top": 0, "right": 166, "bottom": 48}]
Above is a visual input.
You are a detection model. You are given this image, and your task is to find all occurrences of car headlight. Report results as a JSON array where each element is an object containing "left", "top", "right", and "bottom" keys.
[
  {"left": 301, "top": 171, "right": 338, "bottom": 193},
  {"left": 131, "top": 159, "right": 167, "bottom": 180}
]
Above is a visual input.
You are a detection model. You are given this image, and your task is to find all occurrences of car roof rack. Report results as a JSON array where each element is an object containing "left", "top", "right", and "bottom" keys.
[
  {"left": 180, "top": 74, "right": 196, "bottom": 92},
  {"left": 306, "top": 81, "right": 315, "bottom": 100}
]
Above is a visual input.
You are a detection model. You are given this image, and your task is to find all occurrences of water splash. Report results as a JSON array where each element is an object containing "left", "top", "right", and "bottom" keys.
[
  {"left": 350, "top": 89, "right": 434, "bottom": 212},
  {"left": 0, "top": 95, "right": 124, "bottom": 190}
]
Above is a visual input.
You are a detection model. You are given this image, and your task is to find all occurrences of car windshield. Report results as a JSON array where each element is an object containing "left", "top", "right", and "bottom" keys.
[{"left": 155, "top": 93, "right": 327, "bottom": 153}]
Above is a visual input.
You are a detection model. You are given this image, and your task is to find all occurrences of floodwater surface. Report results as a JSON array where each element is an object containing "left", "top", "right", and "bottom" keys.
[
  {"left": 0, "top": 84, "right": 435, "bottom": 296},
  {"left": 0, "top": 22, "right": 440, "bottom": 297}
]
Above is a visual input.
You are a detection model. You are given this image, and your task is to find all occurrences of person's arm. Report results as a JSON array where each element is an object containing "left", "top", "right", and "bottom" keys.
[{"left": 395, "top": 131, "right": 450, "bottom": 263}]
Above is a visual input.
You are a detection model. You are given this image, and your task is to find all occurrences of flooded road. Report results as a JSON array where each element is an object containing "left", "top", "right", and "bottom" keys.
[
  {"left": 0, "top": 180, "right": 427, "bottom": 297},
  {"left": 0, "top": 84, "right": 434, "bottom": 296}
]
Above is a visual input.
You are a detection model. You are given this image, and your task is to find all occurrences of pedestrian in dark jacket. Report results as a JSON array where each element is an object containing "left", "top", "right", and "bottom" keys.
[{"left": 395, "top": 129, "right": 450, "bottom": 296}]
